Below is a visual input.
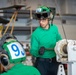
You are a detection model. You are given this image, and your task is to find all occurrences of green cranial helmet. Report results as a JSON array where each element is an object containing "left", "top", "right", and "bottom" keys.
[
  {"left": 35, "top": 6, "right": 53, "bottom": 20},
  {"left": 36, "top": 6, "right": 50, "bottom": 13},
  {"left": 0, "top": 33, "right": 26, "bottom": 68}
]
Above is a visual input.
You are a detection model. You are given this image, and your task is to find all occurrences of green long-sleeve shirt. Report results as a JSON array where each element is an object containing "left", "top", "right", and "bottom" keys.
[
  {"left": 1, "top": 63, "right": 41, "bottom": 75},
  {"left": 30, "top": 24, "right": 62, "bottom": 58}
]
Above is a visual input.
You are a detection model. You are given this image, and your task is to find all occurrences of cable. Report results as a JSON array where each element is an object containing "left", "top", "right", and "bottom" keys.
[
  {"left": 54, "top": 0, "right": 68, "bottom": 44},
  {"left": 10, "top": 11, "right": 18, "bottom": 34},
  {"left": 30, "top": 8, "right": 33, "bottom": 35},
  {"left": 3, "top": 11, "right": 18, "bottom": 36}
]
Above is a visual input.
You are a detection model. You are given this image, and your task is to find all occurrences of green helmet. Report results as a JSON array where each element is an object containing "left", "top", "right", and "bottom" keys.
[
  {"left": 35, "top": 6, "right": 53, "bottom": 20},
  {"left": 0, "top": 33, "right": 26, "bottom": 68},
  {"left": 36, "top": 6, "right": 50, "bottom": 13}
]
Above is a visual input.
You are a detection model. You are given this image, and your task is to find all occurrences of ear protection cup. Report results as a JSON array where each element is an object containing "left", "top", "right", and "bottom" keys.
[
  {"left": 47, "top": 7, "right": 53, "bottom": 19},
  {"left": 48, "top": 12, "right": 53, "bottom": 20},
  {"left": 48, "top": 7, "right": 56, "bottom": 20},
  {"left": 50, "top": 13, "right": 53, "bottom": 19},
  {"left": 0, "top": 53, "right": 9, "bottom": 66}
]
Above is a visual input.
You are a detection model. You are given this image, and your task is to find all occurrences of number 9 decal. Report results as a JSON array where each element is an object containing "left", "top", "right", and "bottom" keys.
[
  {"left": 7, "top": 42, "right": 25, "bottom": 59},
  {"left": 11, "top": 44, "right": 20, "bottom": 56}
]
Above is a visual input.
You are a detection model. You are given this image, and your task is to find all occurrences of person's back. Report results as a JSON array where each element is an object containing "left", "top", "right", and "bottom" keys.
[{"left": 1, "top": 63, "right": 41, "bottom": 75}]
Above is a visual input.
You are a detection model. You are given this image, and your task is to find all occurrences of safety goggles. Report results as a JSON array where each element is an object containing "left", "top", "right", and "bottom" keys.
[{"left": 35, "top": 12, "right": 50, "bottom": 20}]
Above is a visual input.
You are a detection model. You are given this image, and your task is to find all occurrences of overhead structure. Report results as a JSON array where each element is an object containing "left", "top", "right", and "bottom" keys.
[
  {"left": 0, "top": 17, "right": 9, "bottom": 38},
  {"left": 0, "top": 4, "right": 25, "bottom": 36},
  {"left": 0, "top": 17, "right": 9, "bottom": 24}
]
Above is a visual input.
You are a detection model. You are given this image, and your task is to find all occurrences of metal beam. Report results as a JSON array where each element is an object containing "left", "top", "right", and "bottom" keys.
[{"left": 3, "top": 26, "right": 37, "bottom": 35}]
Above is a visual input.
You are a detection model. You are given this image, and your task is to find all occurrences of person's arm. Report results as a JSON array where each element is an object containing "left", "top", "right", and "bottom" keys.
[{"left": 30, "top": 34, "right": 40, "bottom": 57}]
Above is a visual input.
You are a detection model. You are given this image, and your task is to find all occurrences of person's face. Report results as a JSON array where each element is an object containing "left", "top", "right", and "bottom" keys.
[{"left": 39, "top": 18, "right": 49, "bottom": 28}]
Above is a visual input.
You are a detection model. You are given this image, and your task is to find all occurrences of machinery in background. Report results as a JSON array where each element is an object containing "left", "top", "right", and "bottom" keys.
[
  {"left": 22, "top": 42, "right": 33, "bottom": 66},
  {"left": 55, "top": 39, "right": 76, "bottom": 75}
]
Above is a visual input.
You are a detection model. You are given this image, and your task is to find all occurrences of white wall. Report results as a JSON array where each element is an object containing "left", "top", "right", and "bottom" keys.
[
  {"left": 57, "top": 25, "right": 76, "bottom": 40},
  {"left": 60, "top": 0, "right": 76, "bottom": 14}
]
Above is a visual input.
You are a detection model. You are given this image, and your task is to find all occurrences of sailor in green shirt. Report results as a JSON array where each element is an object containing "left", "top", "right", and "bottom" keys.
[
  {"left": 0, "top": 33, "right": 41, "bottom": 75},
  {"left": 30, "top": 6, "right": 62, "bottom": 75}
]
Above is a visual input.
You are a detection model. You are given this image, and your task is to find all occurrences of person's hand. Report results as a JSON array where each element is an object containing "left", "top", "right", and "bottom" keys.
[
  {"left": 39, "top": 46, "right": 54, "bottom": 55},
  {"left": 39, "top": 47, "right": 45, "bottom": 55}
]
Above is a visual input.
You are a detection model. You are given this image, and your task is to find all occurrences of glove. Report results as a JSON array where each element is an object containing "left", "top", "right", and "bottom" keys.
[{"left": 39, "top": 46, "right": 45, "bottom": 55}]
